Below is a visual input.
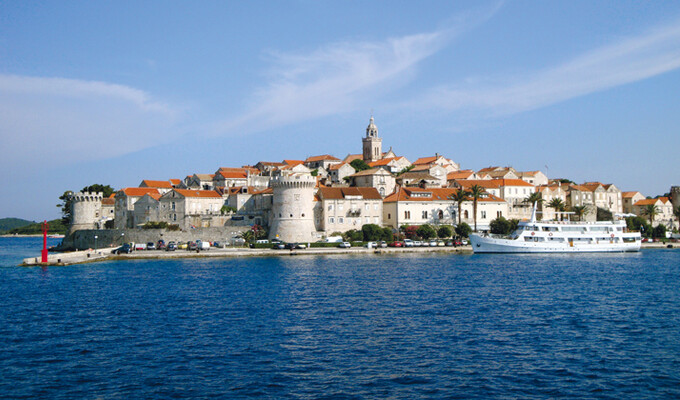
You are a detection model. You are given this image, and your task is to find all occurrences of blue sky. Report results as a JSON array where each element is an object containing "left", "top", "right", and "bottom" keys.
[{"left": 1, "top": 1, "right": 680, "bottom": 221}]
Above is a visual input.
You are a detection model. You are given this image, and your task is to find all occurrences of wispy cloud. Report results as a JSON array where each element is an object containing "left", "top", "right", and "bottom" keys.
[
  {"left": 213, "top": 3, "right": 503, "bottom": 135},
  {"left": 417, "top": 18, "right": 680, "bottom": 115},
  {"left": 0, "top": 74, "right": 179, "bottom": 170}
]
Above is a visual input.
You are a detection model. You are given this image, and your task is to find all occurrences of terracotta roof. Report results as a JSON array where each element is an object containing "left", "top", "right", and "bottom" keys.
[
  {"left": 349, "top": 168, "right": 391, "bottom": 177},
  {"left": 193, "top": 174, "right": 214, "bottom": 180},
  {"left": 217, "top": 171, "right": 248, "bottom": 179},
  {"left": 169, "top": 179, "right": 182, "bottom": 185},
  {"left": 342, "top": 154, "right": 363, "bottom": 163},
  {"left": 328, "top": 162, "right": 353, "bottom": 171},
  {"left": 634, "top": 197, "right": 670, "bottom": 206},
  {"left": 145, "top": 193, "right": 162, "bottom": 201},
  {"left": 119, "top": 188, "right": 160, "bottom": 197},
  {"left": 413, "top": 156, "right": 438, "bottom": 165},
  {"left": 368, "top": 157, "right": 406, "bottom": 167},
  {"left": 283, "top": 160, "right": 305, "bottom": 166},
  {"left": 398, "top": 171, "right": 438, "bottom": 181},
  {"left": 317, "top": 187, "right": 382, "bottom": 200},
  {"left": 173, "top": 189, "right": 222, "bottom": 198},
  {"left": 140, "top": 180, "right": 173, "bottom": 189},
  {"left": 410, "top": 164, "right": 435, "bottom": 172},
  {"left": 101, "top": 198, "right": 115, "bottom": 205},
  {"left": 477, "top": 166, "right": 503, "bottom": 173},
  {"left": 455, "top": 179, "right": 533, "bottom": 189},
  {"left": 622, "top": 191, "right": 642, "bottom": 198},
  {"left": 305, "top": 154, "right": 340, "bottom": 162},
  {"left": 257, "top": 161, "right": 286, "bottom": 167},
  {"left": 384, "top": 187, "right": 505, "bottom": 203},
  {"left": 447, "top": 170, "right": 475, "bottom": 180},
  {"left": 517, "top": 170, "right": 541, "bottom": 177}
]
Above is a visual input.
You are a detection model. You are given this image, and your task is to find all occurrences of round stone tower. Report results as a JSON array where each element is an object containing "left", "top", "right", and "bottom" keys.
[
  {"left": 269, "top": 174, "right": 317, "bottom": 243},
  {"left": 70, "top": 192, "right": 103, "bottom": 233}
]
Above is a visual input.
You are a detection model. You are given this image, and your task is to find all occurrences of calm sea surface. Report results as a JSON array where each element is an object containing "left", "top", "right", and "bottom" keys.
[{"left": 1, "top": 237, "right": 679, "bottom": 399}]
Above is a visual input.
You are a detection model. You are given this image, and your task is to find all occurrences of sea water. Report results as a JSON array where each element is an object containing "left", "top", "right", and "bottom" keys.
[{"left": 1, "top": 237, "right": 679, "bottom": 399}]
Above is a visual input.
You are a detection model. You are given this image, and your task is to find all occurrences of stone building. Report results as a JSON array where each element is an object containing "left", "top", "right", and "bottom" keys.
[
  {"left": 268, "top": 174, "right": 318, "bottom": 243},
  {"left": 328, "top": 162, "right": 356, "bottom": 183},
  {"left": 114, "top": 188, "right": 161, "bottom": 229},
  {"left": 69, "top": 191, "right": 104, "bottom": 233},
  {"left": 159, "top": 189, "right": 225, "bottom": 229},
  {"left": 132, "top": 193, "right": 161, "bottom": 227},
  {"left": 315, "top": 187, "right": 383, "bottom": 234},
  {"left": 348, "top": 168, "right": 396, "bottom": 198}
]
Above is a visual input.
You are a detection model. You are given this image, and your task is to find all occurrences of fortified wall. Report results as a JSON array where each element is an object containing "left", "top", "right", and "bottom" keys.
[
  {"left": 671, "top": 186, "right": 680, "bottom": 209},
  {"left": 69, "top": 192, "right": 103, "bottom": 233}
]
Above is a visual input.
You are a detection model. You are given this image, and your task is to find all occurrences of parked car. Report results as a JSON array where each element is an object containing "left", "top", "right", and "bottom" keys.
[
  {"left": 378, "top": 241, "right": 388, "bottom": 248},
  {"left": 429, "top": 240, "right": 438, "bottom": 247},
  {"left": 156, "top": 240, "right": 166, "bottom": 250},
  {"left": 272, "top": 242, "right": 286, "bottom": 249},
  {"left": 338, "top": 241, "right": 352, "bottom": 248},
  {"left": 187, "top": 241, "right": 198, "bottom": 251},
  {"left": 364, "top": 241, "right": 378, "bottom": 248},
  {"left": 414, "top": 241, "right": 423, "bottom": 247},
  {"left": 196, "top": 240, "right": 210, "bottom": 250},
  {"left": 461, "top": 239, "right": 469, "bottom": 245},
  {"left": 255, "top": 239, "right": 269, "bottom": 244},
  {"left": 146, "top": 242, "right": 156, "bottom": 250},
  {"left": 134, "top": 243, "right": 147, "bottom": 251},
  {"left": 166, "top": 241, "right": 177, "bottom": 251},
  {"left": 403, "top": 239, "right": 414, "bottom": 247},
  {"left": 213, "top": 241, "right": 222, "bottom": 248},
  {"left": 112, "top": 243, "right": 132, "bottom": 254},
  {"left": 445, "top": 241, "right": 454, "bottom": 247},
  {"left": 389, "top": 241, "right": 404, "bottom": 247},
  {"left": 177, "top": 242, "right": 188, "bottom": 250}
]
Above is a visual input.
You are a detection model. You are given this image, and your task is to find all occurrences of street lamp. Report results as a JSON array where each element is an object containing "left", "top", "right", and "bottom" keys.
[
  {"left": 121, "top": 232, "right": 125, "bottom": 245},
  {"left": 94, "top": 235, "right": 98, "bottom": 251}
]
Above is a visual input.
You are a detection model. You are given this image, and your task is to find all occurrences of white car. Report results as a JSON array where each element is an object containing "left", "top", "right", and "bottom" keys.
[
  {"left": 339, "top": 242, "right": 351, "bottom": 248},
  {"left": 364, "top": 241, "right": 378, "bottom": 248},
  {"left": 403, "top": 239, "right": 414, "bottom": 247},
  {"left": 134, "top": 243, "right": 147, "bottom": 251},
  {"left": 414, "top": 241, "right": 423, "bottom": 247},
  {"left": 378, "top": 241, "right": 388, "bottom": 248},
  {"left": 429, "top": 240, "right": 438, "bottom": 247}
]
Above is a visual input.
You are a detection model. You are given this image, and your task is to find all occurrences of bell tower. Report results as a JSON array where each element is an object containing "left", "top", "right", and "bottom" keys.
[{"left": 362, "top": 116, "right": 382, "bottom": 162}]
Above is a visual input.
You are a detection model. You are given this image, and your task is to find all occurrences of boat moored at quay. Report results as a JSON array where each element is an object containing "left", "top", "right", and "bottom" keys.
[{"left": 470, "top": 206, "right": 641, "bottom": 253}]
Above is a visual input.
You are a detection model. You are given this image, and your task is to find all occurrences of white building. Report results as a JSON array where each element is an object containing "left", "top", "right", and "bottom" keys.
[
  {"left": 348, "top": 168, "right": 396, "bottom": 198},
  {"left": 315, "top": 187, "right": 383, "bottom": 234}
]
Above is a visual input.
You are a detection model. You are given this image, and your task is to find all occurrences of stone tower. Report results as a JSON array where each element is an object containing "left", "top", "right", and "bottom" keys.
[
  {"left": 269, "top": 174, "right": 317, "bottom": 243},
  {"left": 671, "top": 186, "right": 680, "bottom": 209},
  {"left": 70, "top": 192, "right": 103, "bottom": 233},
  {"left": 362, "top": 116, "right": 382, "bottom": 163}
]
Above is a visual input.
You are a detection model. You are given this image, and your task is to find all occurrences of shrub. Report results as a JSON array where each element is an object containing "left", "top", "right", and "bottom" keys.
[
  {"left": 437, "top": 225, "right": 453, "bottom": 239},
  {"left": 167, "top": 224, "right": 180, "bottom": 231},
  {"left": 362, "top": 224, "right": 383, "bottom": 241},
  {"left": 402, "top": 225, "right": 419, "bottom": 239},
  {"left": 455, "top": 222, "right": 472, "bottom": 238},
  {"left": 653, "top": 224, "right": 667, "bottom": 239},
  {"left": 104, "top": 220, "right": 114, "bottom": 229},
  {"left": 489, "top": 217, "right": 511, "bottom": 234},
  {"left": 381, "top": 227, "right": 394, "bottom": 242},
  {"left": 416, "top": 224, "right": 436, "bottom": 240},
  {"left": 142, "top": 221, "right": 169, "bottom": 229}
]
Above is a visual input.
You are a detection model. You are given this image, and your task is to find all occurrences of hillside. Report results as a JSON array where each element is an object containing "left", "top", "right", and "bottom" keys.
[
  {"left": 5, "top": 219, "right": 67, "bottom": 235},
  {"left": 0, "top": 218, "right": 35, "bottom": 233}
]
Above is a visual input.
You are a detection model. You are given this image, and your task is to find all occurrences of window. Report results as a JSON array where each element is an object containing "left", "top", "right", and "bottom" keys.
[
  {"left": 481, "top": 211, "right": 487, "bottom": 219},
  {"left": 422, "top": 210, "right": 428, "bottom": 219},
  {"left": 173, "top": 214, "right": 176, "bottom": 221},
  {"left": 379, "top": 187, "right": 385, "bottom": 197},
  {"left": 405, "top": 210, "right": 411, "bottom": 219},
  {"left": 339, "top": 217, "right": 344, "bottom": 224},
  {"left": 365, "top": 204, "right": 369, "bottom": 210},
  {"left": 374, "top": 217, "right": 379, "bottom": 224},
  {"left": 388, "top": 213, "right": 391, "bottom": 219},
  {"left": 328, "top": 204, "right": 334, "bottom": 211},
  {"left": 438, "top": 210, "right": 444, "bottom": 219},
  {"left": 464, "top": 210, "right": 469, "bottom": 219},
  {"left": 497, "top": 211, "right": 502, "bottom": 218},
  {"left": 329, "top": 217, "right": 335, "bottom": 224},
  {"left": 171, "top": 202, "right": 176, "bottom": 210},
  {"left": 339, "top": 204, "right": 344, "bottom": 210}
]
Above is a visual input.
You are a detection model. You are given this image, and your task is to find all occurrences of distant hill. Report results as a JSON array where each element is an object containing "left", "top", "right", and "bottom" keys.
[
  {"left": 0, "top": 218, "right": 35, "bottom": 233},
  {"left": 4, "top": 219, "right": 67, "bottom": 235}
]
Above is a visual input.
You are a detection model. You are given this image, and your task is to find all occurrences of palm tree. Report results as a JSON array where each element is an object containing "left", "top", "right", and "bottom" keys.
[
  {"left": 572, "top": 205, "right": 589, "bottom": 221},
  {"left": 448, "top": 189, "right": 470, "bottom": 226},
  {"left": 548, "top": 198, "right": 566, "bottom": 221},
  {"left": 523, "top": 191, "right": 543, "bottom": 206},
  {"left": 468, "top": 184, "right": 485, "bottom": 232},
  {"left": 641, "top": 204, "right": 659, "bottom": 224}
]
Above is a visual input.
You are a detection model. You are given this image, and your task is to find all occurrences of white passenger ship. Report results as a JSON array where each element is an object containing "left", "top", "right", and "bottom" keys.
[{"left": 470, "top": 206, "right": 641, "bottom": 253}]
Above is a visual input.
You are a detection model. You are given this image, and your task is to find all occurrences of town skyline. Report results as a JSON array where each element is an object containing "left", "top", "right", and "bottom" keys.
[{"left": 1, "top": 1, "right": 679, "bottom": 220}]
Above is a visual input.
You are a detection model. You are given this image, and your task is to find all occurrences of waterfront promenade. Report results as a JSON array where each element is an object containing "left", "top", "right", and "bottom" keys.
[{"left": 22, "top": 245, "right": 474, "bottom": 266}]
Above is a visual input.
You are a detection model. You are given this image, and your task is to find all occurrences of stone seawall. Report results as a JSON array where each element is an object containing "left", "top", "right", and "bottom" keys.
[{"left": 61, "top": 227, "right": 251, "bottom": 251}]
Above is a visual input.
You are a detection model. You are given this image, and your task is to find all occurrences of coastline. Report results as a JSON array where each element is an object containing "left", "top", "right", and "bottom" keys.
[{"left": 19, "top": 241, "right": 677, "bottom": 266}]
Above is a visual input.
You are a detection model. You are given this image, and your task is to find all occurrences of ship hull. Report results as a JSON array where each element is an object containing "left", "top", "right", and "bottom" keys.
[{"left": 470, "top": 234, "right": 641, "bottom": 253}]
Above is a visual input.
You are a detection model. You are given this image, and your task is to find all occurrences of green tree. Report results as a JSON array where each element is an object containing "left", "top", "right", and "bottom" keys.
[
  {"left": 381, "top": 227, "right": 394, "bottom": 242},
  {"left": 548, "top": 198, "right": 566, "bottom": 220},
  {"left": 597, "top": 207, "right": 613, "bottom": 221},
  {"left": 56, "top": 190, "right": 74, "bottom": 225},
  {"left": 82, "top": 184, "right": 115, "bottom": 197},
  {"left": 653, "top": 224, "right": 667, "bottom": 239},
  {"left": 437, "top": 225, "right": 453, "bottom": 239},
  {"left": 350, "top": 159, "right": 371, "bottom": 172},
  {"left": 448, "top": 189, "right": 470, "bottom": 226},
  {"left": 416, "top": 224, "right": 436, "bottom": 240},
  {"left": 455, "top": 222, "right": 472, "bottom": 238},
  {"left": 361, "top": 224, "right": 383, "bottom": 241},
  {"left": 641, "top": 204, "right": 659, "bottom": 224},
  {"left": 396, "top": 165, "right": 415, "bottom": 176},
  {"left": 509, "top": 219, "right": 520, "bottom": 232},
  {"left": 524, "top": 191, "right": 543, "bottom": 206},
  {"left": 489, "top": 217, "right": 512, "bottom": 234},
  {"left": 572, "top": 205, "right": 589, "bottom": 221},
  {"left": 468, "top": 184, "right": 485, "bottom": 232},
  {"left": 240, "top": 230, "right": 254, "bottom": 243},
  {"left": 626, "top": 216, "right": 652, "bottom": 237},
  {"left": 310, "top": 169, "right": 318, "bottom": 176},
  {"left": 344, "top": 229, "right": 363, "bottom": 242}
]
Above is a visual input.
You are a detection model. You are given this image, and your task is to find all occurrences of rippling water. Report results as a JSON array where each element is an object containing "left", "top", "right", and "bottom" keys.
[{"left": 1, "top": 237, "right": 679, "bottom": 399}]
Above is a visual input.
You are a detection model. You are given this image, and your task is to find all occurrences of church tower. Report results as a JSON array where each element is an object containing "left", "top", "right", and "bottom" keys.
[{"left": 362, "top": 116, "right": 382, "bottom": 162}]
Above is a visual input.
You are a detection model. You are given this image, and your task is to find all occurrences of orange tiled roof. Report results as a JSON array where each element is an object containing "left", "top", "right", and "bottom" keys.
[
  {"left": 368, "top": 156, "right": 406, "bottom": 167},
  {"left": 447, "top": 170, "right": 475, "bottom": 180},
  {"left": 349, "top": 168, "right": 391, "bottom": 177},
  {"left": 328, "top": 162, "right": 352, "bottom": 171},
  {"left": 622, "top": 191, "right": 641, "bottom": 198},
  {"left": 317, "top": 187, "right": 382, "bottom": 200},
  {"left": 413, "top": 156, "right": 438, "bottom": 165},
  {"left": 169, "top": 179, "right": 182, "bottom": 185},
  {"left": 305, "top": 154, "right": 340, "bottom": 162},
  {"left": 119, "top": 188, "right": 160, "bottom": 197},
  {"left": 283, "top": 160, "right": 305, "bottom": 166},
  {"left": 101, "top": 198, "right": 115, "bottom": 205},
  {"left": 140, "top": 180, "right": 173, "bottom": 189},
  {"left": 342, "top": 154, "right": 363, "bottom": 163},
  {"left": 217, "top": 170, "right": 248, "bottom": 179},
  {"left": 173, "top": 189, "right": 222, "bottom": 198},
  {"left": 634, "top": 197, "right": 670, "bottom": 206},
  {"left": 456, "top": 179, "right": 533, "bottom": 189}
]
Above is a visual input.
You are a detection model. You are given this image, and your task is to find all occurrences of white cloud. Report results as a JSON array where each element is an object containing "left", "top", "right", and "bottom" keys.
[
  {"left": 417, "top": 19, "right": 680, "bottom": 115},
  {"left": 0, "top": 75, "right": 178, "bottom": 170},
  {"left": 213, "top": 3, "right": 503, "bottom": 136}
]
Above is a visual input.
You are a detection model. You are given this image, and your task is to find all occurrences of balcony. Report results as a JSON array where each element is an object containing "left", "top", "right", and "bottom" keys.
[{"left": 346, "top": 209, "right": 361, "bottom": 217}]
